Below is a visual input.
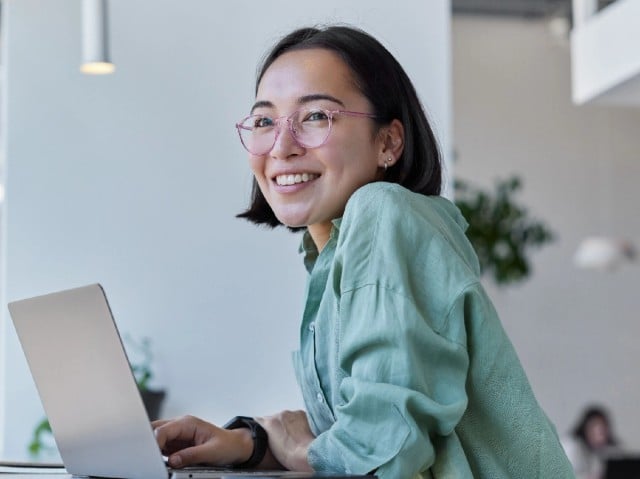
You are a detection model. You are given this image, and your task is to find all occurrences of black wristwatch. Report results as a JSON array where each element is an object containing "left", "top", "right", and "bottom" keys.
[{"left": 223, "top": 415, "right": 268, "bottom": 468}]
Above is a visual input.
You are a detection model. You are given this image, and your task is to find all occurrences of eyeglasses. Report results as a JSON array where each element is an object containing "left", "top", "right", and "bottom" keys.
[{"left": 235, "top": 108, "right": 377, "bottom": 155}]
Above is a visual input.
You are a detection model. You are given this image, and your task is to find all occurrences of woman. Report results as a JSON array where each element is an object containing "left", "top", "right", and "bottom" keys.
[
  {"left": 153, "top": 25, "right": 574, "bottom": 478},
  {"left": 562, "top": 406, "right": 619, "bottom": 479}
]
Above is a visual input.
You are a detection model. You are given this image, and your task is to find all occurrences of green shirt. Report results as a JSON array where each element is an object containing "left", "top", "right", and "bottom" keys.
[{"left": 292, "top": 182, "right": 574, "bottom": 479}]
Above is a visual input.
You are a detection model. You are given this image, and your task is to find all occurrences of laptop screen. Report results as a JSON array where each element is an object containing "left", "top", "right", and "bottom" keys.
[{"left": 605, "top": 455, "right": 640, "bottom": 479}]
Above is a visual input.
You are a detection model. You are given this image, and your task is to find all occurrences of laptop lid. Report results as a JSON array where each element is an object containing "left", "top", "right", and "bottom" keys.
[
  {"left": 605, "top": 455, "right": 640, "bottom": 479},
  {"left": 9, "top": 284, "right": 168, "bottom": 479}
]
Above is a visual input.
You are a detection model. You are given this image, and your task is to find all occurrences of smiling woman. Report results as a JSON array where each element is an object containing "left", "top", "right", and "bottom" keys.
[
  {"left": 151, "top": 25, "right": 575, "bottom": 478},
  {"left": 0, "top": 1, "right": 452, "bottom": 464}
]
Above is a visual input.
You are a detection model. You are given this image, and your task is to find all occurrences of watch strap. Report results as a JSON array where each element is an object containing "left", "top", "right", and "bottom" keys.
[{"left": 223, "top": 415, "right": 268, "bottom": 469}]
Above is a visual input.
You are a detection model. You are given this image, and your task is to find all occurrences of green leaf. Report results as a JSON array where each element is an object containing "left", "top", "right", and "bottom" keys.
[
  {"left": 454, "top": 175, "right": 554, "bottom": 286},
  {"left": 28, "top": 418, "right": 52, "bottom": 458}
]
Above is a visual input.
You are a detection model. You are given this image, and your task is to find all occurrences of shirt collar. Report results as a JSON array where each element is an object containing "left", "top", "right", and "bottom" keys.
[{"left": 299, "top": 218, "right": 342, "bottom": 273}]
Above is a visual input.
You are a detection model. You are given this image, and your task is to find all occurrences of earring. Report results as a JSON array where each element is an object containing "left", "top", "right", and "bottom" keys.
[{"left": 384, "top": 156, "right": 393, "bottom": 171}]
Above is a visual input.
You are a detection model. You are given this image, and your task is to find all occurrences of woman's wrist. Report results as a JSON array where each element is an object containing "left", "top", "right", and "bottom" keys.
[
  {"left": 223, "top": 416, "right": 269, "bottom": 468},
  {"left": 229, "top": 427, "right": 254, "bottom": 466}
]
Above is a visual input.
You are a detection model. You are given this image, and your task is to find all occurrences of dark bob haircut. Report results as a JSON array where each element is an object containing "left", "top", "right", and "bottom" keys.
[
  {"left": 237, "top": 25, "right": 443, "bottom": 228},
  {"left": 572, "top": 405, "right": 617, "bottom": 450}
]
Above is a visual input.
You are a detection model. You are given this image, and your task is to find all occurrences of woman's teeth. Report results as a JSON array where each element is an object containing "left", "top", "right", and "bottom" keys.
[{"left": 275, "top": 173, "right": 318, "bottom": 186}]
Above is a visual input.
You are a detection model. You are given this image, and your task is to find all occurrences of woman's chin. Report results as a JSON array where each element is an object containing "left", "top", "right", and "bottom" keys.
[
  {"left": 275, "top": 212, "right": 308, "bottom": 229},
  {"left": 279, "top": 218, "right": 307, "bottom": 229}
]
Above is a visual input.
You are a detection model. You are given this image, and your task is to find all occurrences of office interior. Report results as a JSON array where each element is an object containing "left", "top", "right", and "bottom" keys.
[{"left": 0, "top": 0, "right": 639, "bottom": 464}]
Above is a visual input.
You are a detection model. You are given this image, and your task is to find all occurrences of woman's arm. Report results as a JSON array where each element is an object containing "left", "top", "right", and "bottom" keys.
[
  {"left": 307, "top": 284, "right": 470, "bottom": 478},
  {"left": 152, "top": 415, "right": 283, "bottom": 470}
]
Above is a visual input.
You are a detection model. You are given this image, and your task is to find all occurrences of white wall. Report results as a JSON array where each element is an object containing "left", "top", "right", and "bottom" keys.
[
  {"left": 0, "top": 0, "right": 451, "bottom": 460},
  {"left": 571, "top": 0, "right": 640, "bottom": 106},
  {"left": 453, "top": 16, "right": 640, "bottom": 449}
]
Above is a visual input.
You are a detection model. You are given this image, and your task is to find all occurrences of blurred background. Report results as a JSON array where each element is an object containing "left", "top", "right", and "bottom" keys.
[{"left": 0, "top": 0, "right": 638, "bottom": 465}]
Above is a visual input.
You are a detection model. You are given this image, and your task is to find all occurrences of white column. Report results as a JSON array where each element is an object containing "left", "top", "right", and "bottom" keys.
[{"left": 572, "top": 0, "right": 598, "bottom": 28}]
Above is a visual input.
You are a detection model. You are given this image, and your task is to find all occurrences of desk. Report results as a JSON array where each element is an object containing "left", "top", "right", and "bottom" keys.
[
  {"left": 0, "top": 475, "right": 69, "bottom": 479},
  {"left": 0, "top": 463, "right": 373, "bottom": 478},
  {"left": 0, "top": 471, "right": 372, "bottom": 479},
  {"left": 0, "top": 465, "right": 67, "bottom": 478},
  {"left": 0, "top": 475, "right": 372, "bottom": 479},
  {"left": 0, "top": 462, "right": 67, "bottom": 477}
]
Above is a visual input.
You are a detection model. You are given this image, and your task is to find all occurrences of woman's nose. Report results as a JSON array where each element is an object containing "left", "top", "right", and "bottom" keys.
[{"left": 270, "top": 120, "right": 304, "bottom": 159}]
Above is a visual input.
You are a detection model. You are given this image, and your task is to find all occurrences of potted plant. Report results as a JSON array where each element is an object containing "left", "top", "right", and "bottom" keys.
[
  {"left": 125, "top": 334, "right": 166, "bottom": 421},
  {"left": 28, "top": 334, "right": 166, "bottom": 458},
  {"left": 454, "top": 175, "right": 554, "bottom": 286}
]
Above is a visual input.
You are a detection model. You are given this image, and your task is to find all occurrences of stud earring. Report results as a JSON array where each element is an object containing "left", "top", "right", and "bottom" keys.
[{"left": 384, "top": 156, "right": 393, "bottom": 171}]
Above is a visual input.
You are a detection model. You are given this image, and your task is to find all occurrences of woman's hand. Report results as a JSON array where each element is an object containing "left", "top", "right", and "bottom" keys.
[
  {"left": 256, "top": 410, "right": 315, "bottom": 472},
  {"left": 152, "top": 415, "right": 253, "bottom": 468}
]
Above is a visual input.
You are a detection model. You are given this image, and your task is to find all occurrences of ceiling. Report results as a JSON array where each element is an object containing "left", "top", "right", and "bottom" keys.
[{"left": 452, "top": 0, "right": 617, "bottom": 19}]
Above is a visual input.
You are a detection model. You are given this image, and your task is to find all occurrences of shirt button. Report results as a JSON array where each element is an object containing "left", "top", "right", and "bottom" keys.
[
  {"left": 308, "top": 322, "right": 315, "bottom": 332},
  {"left": 316, "top": 392, "right": 324, "bottom": 403}
]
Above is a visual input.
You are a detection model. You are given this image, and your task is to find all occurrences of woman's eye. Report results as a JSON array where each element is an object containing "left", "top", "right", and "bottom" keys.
[
  {"left": 303, "top": 110, "right": 329, "bottom": 122},
  {"left": 253, "top": 116, "right": 274, "bottom": 128}
]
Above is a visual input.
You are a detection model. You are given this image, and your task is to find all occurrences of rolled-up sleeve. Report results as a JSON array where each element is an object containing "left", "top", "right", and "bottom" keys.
[{"left": 308, "top": 283, "right": 470, "bottom": 478}]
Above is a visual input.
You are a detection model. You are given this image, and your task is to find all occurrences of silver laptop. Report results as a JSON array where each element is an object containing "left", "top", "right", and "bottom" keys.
[{"left": 8, "top": 284, "right": 368, "bottom": 479}]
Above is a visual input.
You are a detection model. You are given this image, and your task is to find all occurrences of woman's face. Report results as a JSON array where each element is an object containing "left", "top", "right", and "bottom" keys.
[
  {"left": 585, "top": 416, "right": 609, "bottom": 449},
  {"left": 248, "top": 48, "right": 384, "bottom": 239}
]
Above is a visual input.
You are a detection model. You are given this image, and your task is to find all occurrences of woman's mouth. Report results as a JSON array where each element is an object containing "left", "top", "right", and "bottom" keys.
[{"left": 274, "top": 173, "right": 319, "bottom": 186}]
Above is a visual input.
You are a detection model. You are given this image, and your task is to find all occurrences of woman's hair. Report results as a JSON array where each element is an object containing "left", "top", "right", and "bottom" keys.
[
  {"left": 237, "top": 25, "right": 443, "bottom": 228},
  {"left": 572, "top": 405, "right": 617, "bottom": 449}
]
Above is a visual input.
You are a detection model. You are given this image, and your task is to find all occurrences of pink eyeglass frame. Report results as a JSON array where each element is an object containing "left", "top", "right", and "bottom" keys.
[{"left": 235, "top": 109, "right": 377, "bottom": 155}]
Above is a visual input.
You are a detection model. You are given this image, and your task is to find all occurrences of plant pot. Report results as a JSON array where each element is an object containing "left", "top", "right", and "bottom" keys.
[{"left": 140, "top": 389, "right": 166, "bottom": 421}]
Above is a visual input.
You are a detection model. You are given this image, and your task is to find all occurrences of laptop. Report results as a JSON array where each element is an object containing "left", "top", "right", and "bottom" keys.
[
  {"left": 8, "top": 284, "right": 371, "bottom": 479},
  {"left": 605, "top": 455, "right": 640, "bottom": 479}
]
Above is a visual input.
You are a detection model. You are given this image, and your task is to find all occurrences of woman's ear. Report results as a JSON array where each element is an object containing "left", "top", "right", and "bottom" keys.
[{"left": 377, "top": 119, "right": 405, "bottom": 169}]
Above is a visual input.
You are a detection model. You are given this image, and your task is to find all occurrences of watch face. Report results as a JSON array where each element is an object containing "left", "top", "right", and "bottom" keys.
[{"left": 223, "top": 415, "right": 254, "bottom": 430}]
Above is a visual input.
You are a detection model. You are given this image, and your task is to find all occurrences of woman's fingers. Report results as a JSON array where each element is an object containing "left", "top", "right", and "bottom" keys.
[
  {"left": 151, "top": 419, "right": 171, "bottom": 428},
  {"left": 152, "top": 415, "right": 251, "bottom": 468},
  {"left": 154, "top": 415, "right": 206, "bottom": 453},
  {"left": 166, "top": 442, "right": 220, "bottom": 468}
]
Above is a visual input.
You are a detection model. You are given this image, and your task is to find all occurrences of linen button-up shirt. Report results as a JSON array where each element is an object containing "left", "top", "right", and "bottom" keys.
[{"left": 292, "top": 182, "right": 574, "bottom": 479}]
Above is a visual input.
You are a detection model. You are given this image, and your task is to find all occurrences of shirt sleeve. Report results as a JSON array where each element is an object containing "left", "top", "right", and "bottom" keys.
[{"left": 307, "top": 283, "right": 470, "bottom": 478}]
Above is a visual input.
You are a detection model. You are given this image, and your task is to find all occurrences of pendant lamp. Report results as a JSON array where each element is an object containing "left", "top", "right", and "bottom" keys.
[{"left": 80, "top": 0, "right": 115, "bottom": 74}]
